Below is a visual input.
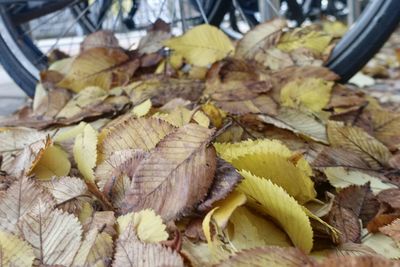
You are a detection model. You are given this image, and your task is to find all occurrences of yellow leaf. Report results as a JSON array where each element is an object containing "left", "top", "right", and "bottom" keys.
[
  {"left": 54, "top": 122, "right": 87, "bottom": 142},
  {"left": 280, "top": 78, "right": 333, "bottom": 112},
  {"left": 202, "top": 102, "right": 226, "bottom": 128},
  {"left": 278, "top": 27, "right": 333, "bottom": 55},
  {"left": 56, "top": 86, "right": 107, "bottom": 119},
  {"left": 132, "top": 99, "right": 152, "bottom": 118},
  {"left": 212, "top": 191, "right": 247, "bottom": 228},
  {"left": 193, "top": 110, "right": 210, "bottom": 128},
  {"left": 117, "top": 209, "right": 168, "bottom": 243},
  {"left": 238, "top": 170, "right": 313, "bottom": 253},
  {"left": 57, "top": 47, "right": 130, "bottom": 92},
  {"left": 324, "top": 167, "right": 396, "bottom": 194},
  {"left": 73, "top": 124, "right": 98, "bottom": 183},
  {"left": 214, "top": 139, "right": 315, "bottom": 203},
  {"left": 0, "top": 231, "right": 35, "bottom": 267},
  {"left": 327, "top": 121, "right": 391, "bottom": 169},
  {"left": 233, "top": 153, "right": 316, "bottom": 203},
  {"left": 72, "top": 229, "right": 113, "bottom": 267},
  {"left": 322, "top": 20, "right": 348, "bottom": 38},
  {"left": 79, "top": 202, "right": 94, "bottom": 224},
  {"left": 164, "top": 24, "right": 234, "bottom": 67},
  {"left": 31, "top": 145, "right": 71, "bottom": 180},
  {"left": 229, "top": 206, "right": 292, "bottom": 250}
]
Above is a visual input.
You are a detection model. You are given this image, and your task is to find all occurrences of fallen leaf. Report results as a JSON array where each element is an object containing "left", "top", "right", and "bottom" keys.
[
  {"left": 31, "top": 145, "right": 71, "bottom": 180},
  {"left": 18, "top": 199, "right": 82, "bottom": 266},
  {"left": 197, "top": 158, "right": 243, "bottom": 212},
  {"left": 278, "top": 27, "right": 333, "bottom": 56},
  {"left": 324, "top": 167, "right": 396, "bottom": 194},
  {"left": 280, "top": 77, "right": 334, "bottom": 112},
  {"left": 132, "top": 99, "right": 152, "bottom": 118},
  {"left": 258, "top": 107, "right": 328, "bottom": 144},
  {"left": 214, "top": 246, "right": 313, "bottom": 267},
  {"left": 82, "top": 211, "right": 116, "bottom": 237},
  {"left": 319, "top": 255, "right": 399, "bottom": 267},
  {"left": 117, "top": 209, "right": 168, "bottom": 243},
  {"left": 235, "top": 19, "right": 286, "bottom": 59},
  {"left": 362, "top": 232, "right": 400, "bottom": 259},
  {"left": 99, "top": 117, "right": 175, "bottom": 158},
  {"left": 0, "top": 230, "right": 35, "bottom": 267},
  {"left": 164, "top": 24, "right": 234, "bottom": 67},
  {"left": 211, "top": 191, "right": 247, "bottom": 229},
  {"left": 80, "top": 30, "right": 120, "bottom": 52},
  {"left": 238, "top": 170, "right": 313, "bottom": 253},
  {"left": 0, "top": 176, "right": 52, "bottom": 233},
  {"left": 377, "top": 189, "right": 400, "bottom": 210},
  {"left": 113, "top": 227, "right": 184, "bottom": 267},
  {"left": 380, "top": 219, "right": 400, "bottom": 242},
  {"left": 122, "top": 124, "right": 216, "bottom": 220},
  {"left": 327, "top": 121, "right": 391, "bottom": 169},
  {"left": 229, "top": 206, "right": 292, "bottom": 249},
  {"left": 58, "top": 48, "right": 133, "bottom": 92},
  {"left": 73, "top": 124, "right": 98, "bottom": 183},
  {"left": 72, "top": 229, "right": 113, "bottom": 267}
]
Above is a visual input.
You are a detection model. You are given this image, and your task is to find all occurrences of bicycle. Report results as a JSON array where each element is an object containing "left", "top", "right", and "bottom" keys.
[{"left": 0, "top": 0, "right": 399, "bottom": 97}]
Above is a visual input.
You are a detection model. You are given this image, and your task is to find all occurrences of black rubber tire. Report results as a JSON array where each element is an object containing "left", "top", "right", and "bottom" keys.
[
  {"left": 0, "top": 34, "right": 37, "bottom": 97},
  {"left": 326, "top": 0, "right": 400, "bottom": 81}
]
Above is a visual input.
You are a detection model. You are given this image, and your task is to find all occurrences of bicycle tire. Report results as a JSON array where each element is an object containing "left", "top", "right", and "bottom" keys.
[{"left": 326, "top": 0, "right": 400, "bottom": 81}]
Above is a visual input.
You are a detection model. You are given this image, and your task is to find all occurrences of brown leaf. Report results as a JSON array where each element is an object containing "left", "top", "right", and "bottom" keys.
[
  {"left": 58, "top": 48, "right": 135, "bottom": 92},
  {"left": 43, "top": 176, "right": 89, "bottom": 215},
  {"left": 380, "top": 218, "right": 400, "bottom": 242},
  {"left": 0, "top": 127, "right": 47, "bottom": 173},
  {"left": 216, "top": 95, "right": 278, "bottom": 116},
  {"left": 312, "top": 146, "right": 371, "bottom": 170},
  {"left": 335, "top": 184, "right": 379, "bottom": 227},
  {"left": 99, "top": 117, "right": 175, "bottom": 158},
  {"left": 270, "top": 66, "right": 339, "bottom": 90},
  {"left": 18, "top": 199, "right": 82, "bottom": 266},
  {"left": 327, "top": 121, "right": 391, "bottom": 170},
  {"left": 96, "top": 149, "right": 149, "bottom": 191},
  {"left": 377, "top": 189, "right": 400, "bottom": 210},
  {"left": 328, "top": 201, "right": 361, "bottom": 243},
  {"left": 82, "top": 211, "right": 116, "bottom": 237},
  {"left": 197, "top": 158, "right": 243, "bottom": 212},
  {"left": 113, "top": 228, "right": 184, "bottom": 267},
  {"left": 126, "top": 78, "right": 205, "bottom": 106},
  {"left": 213, "top": 246, "right": 314, "bottom": 267},
  {"left": 0, "top": 176, "right": 52, "bottom": 233},
  {"left": 367, "top": 214, "right": 399, "bottom": 233},
  {"left": 80, "top": 30, "right": 120, "bottom": 52},
  {"left": 319, "top": 255, "right": 400, "bottom": 267},
  {"left": 235, "top": 19, "right": 286, "bottom": 60},
  {"left": 122, "top": 124, "right": 216, "bottom": 220}
]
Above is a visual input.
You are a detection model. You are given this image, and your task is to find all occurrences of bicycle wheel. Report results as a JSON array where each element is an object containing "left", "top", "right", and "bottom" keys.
[{"left": 0, "top": 0, "right": 228, "bottom": 97}]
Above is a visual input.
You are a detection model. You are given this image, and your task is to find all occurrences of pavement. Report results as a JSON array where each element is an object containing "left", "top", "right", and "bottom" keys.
[{"left": 0, "top": 67, "right": 27, "bottom": 116}]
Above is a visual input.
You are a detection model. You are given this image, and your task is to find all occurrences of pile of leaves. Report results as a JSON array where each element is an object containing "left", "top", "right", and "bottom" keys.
[{"left": 1, "top": 19, "right": 400, "bottom": 266}]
